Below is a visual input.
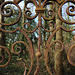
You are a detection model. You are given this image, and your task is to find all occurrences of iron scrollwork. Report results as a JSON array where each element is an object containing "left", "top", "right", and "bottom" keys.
[{"left": 0, "top": 0, "right": 75, "bottom": 75}]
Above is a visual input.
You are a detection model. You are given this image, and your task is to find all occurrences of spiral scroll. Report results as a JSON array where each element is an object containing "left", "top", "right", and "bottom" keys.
[
  {"left": 58, "top": 0, "right": 75, "bottom": 24},
  {"left": 12, "top": 41, "right": 29, "bottom": 55},
  {"left": 0, "top": 46, "right": 11, "bottom": 67},
  {"left": 41, "top": 1, "right": 55, "bottom": 21},
  {"left": 0, "top": 1, "right": 22, "bottom": 26},
  {"left": 1, "top": 0, "right": 75, "bottom": 74},
  {"left": 24, "top": 0, "right": 38, "bottom": 19},
  {"left": 67, "top": 44, "right": 75, "bottom": 66}
]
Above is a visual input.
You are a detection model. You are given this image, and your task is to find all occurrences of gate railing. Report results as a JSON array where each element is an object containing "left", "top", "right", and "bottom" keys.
[{"left": 0, "top": 0, "right": 75, "bottom": 75}]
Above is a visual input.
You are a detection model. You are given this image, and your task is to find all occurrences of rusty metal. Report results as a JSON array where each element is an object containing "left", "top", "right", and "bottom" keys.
[
  {"left": 0, "top": 0, "right": 75, "bottom": 75},
  {"left": 0, "top": 46, "right": 11, "bottom": 67},
  {"left": 67, "top": 44, "right": 75, "bottom": 66}
]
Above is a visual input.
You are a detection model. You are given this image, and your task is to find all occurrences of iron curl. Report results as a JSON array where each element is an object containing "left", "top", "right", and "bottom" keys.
[
  {"left": 0, "top": 46, "right": 11, "bottom": 67},
  {"left": 0, "top": 1, "right": 22, "bottom": 26}
]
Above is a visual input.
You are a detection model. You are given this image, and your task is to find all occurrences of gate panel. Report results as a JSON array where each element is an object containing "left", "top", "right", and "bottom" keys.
[{"left": 0, "top": 0, "right": 75, "bottom": 75}]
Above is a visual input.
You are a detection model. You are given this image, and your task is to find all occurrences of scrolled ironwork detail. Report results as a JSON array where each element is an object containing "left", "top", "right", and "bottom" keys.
[
  {"left": 25, "top": 0, "right": 55, "bottom": 20},
  {"left": 0, "top": 46, "right": 11, "bottom": 68},
  {"left": 45, "top": 40, "right": 64, "bottom": 75},
  {"left": 23, "top": 22, "right": 38, "bottom": 33},
  {"left": 0, "top": 1, "right": 22, "bottom": 26},
  {"left": 58, "top": 0, "right": 75, "bottom": 24},
  {"left": 66, "top": 5, "right": 75, "bottom": 16},
  {"left": 67, "top": 44, "right": 75, "bottom": 66},
  {"left": 0, "top": 0, "right": 75, "bottom": 74},
  {"left": 12, "top": 41, "right": 29, "bottom": 55},
  {"left": 41, "top": 1, "right": 55, "bottom": 21},
  {"left": 42, "top": 21, "right": 56, "bottom": 32}
]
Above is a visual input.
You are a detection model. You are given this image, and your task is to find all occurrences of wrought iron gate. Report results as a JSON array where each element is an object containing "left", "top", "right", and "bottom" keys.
[{"left": 0, "top": 0, "right": 75, "bottom": 75}]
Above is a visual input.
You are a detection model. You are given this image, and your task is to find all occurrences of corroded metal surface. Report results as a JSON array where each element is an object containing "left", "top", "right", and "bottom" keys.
[{"left": 0, "top": 0, "right": 75, "bottom": 75}]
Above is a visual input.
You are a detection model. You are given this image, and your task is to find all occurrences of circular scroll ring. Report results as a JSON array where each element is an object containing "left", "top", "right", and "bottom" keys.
[
  {"left": 66, "top": 5, "right": 75, "bottom": 16},
  {"left": 0, "top": 1, "right": 22, "bottom": 26},
  {"left": 42, "top": 1, "right": 55, "bottom": 21},
  {"left": 49, "top": 40, "right": 64, "bottom": 51},
  {"left": 0, "top": 46, "right": 11, "bottom": 67},
  {"left": 67, "top": 44, "right": 75, "bottom": 66},
  {"left": 58, "top": 0, "right": 75, "bottom": 24},
  {"left": 12, "top": 41, "right": 29, "bottom": 55},
  {"left": 41, "top": 9, "right": 55, "bottom": 21}
]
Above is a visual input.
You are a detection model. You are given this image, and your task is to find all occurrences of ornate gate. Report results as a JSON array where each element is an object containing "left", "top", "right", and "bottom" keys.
[{"left": 0, "top": 0, "right": 75, "bottom": 75}]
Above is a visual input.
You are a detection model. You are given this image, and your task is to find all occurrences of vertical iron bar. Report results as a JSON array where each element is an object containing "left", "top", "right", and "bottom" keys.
[
  {"left": 34, "top": 13, "right": 42, "bottom": 75},
  {"left": 34, "top": 1, "right": 42, "bottom": 74},
  {"left": 38, "top": 14, "right": 42, "bottom": 52}
]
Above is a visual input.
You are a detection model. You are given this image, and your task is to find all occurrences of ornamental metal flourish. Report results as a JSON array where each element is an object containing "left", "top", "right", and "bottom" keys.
[{"left": 0, "top": 0, "right": 75, "bottom": 75}]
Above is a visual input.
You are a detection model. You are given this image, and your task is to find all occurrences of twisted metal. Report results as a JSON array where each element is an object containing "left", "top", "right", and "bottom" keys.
[{"left": 0, "top": 0, "right": 75, "bottom": 75}]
